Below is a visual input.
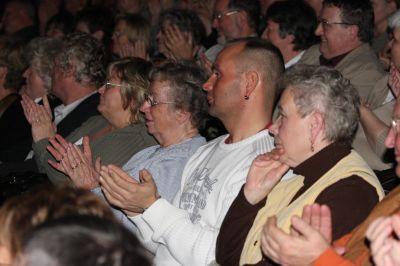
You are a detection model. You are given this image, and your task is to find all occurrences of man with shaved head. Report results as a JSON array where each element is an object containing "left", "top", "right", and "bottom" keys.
[{"left": 104, "top": 38, "right": 287, "bottom": 266}]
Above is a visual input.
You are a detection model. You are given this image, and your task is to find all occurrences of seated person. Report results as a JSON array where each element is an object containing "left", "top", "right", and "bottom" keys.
[
  {"left": 0, "top": 185, "right": 115, "bottom": 265},
  {"left": 27, "top": 58, "right": 156, "bottom": 185},
  {"left": 261, "top": 0, "right": 319, "bottom": 69},
  {"left": 0, "top": 33, "right": 104, "bottom": 175},
  {"left": 7, "top": 37, "right": 63, "bottom": 162},
  {"left": 46, "top": 61, "right": 208, "bottom": 226},
  {"left": 0, "top": 38, "right": 29, "bottom": 162},
  {"left": 217, "top": 65, "right": 385, "bottom": 265},
  {"left": 156, "top": 8, "right": 206, "bottom": 61},
  {"left": 299, "top": 0, "right": 388, "bottom": 109},
  {"left": 94, "top": 39, "right": 285, "bottom": 265},
  {"left": 259, "top": 80, "right": 400, "bottom": 266},
  {"left": 112, "top": 14, "right": 151, "bottom": 60},
  {"left": 15, "top": 215, "right": 151, "bottom": 266}
]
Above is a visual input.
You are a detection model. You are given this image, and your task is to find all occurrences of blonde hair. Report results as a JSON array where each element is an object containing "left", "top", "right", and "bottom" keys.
[{"left": 107, "top": 57, "right": 152, "bottom": 124}]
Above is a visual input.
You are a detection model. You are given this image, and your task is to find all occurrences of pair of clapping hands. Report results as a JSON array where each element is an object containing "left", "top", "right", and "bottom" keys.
[
  {"left": 47, "top": 134, "right": 160, "bottom": 216},
  {"left": 117, "top": 40, "right": 148, "bottom": 60}
]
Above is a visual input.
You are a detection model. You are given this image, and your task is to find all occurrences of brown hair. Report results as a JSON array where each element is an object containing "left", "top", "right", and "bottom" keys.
[{"left": 0, "top": 185, "right": 115, "bottom": 259}]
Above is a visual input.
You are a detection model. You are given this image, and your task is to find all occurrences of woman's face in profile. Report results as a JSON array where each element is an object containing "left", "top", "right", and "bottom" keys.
[{"left": 270, "top": 87, "right": 314, "bottom": 167}]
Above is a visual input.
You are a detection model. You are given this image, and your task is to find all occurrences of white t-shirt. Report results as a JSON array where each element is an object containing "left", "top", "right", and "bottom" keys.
[{"left": 130, "top": 130, "right": 285, "bottom": 265}]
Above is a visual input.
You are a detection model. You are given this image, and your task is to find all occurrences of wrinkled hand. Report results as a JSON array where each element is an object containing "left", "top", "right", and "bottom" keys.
[
  {"left": 261, "top": 212, "right": 331, "bottom": 266},
  {"left": 244, "top": 148, "right": 289, "bottom": 205},
  {"left": 21, "top": 94, "right": 56, "bottom": 142},
  {"left": 367, "top": 215, "right": 400, "bottom": 266},
  {"left": 118, "top": 41, "right": 149, "bottom": 60},
  {"left": 100, "top": 166, "right": 160, "bottom": 216},
  {"left": 47, "top": 135, "right": 100, "bottom": 190},
  {"left": 164, "top": 24, "right": 197, "bottom": 60}
]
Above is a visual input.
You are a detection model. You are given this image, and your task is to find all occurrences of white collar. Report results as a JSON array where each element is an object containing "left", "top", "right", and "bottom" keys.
[{"left": 285, "top": 50, "right": 305, "bottom": 69}]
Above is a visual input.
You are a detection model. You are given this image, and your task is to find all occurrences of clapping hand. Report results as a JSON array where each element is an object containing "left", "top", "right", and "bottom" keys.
[
  {"left": 367, "top": 214, "right": 400, "bottom": 266},
  {"left": 47, "top": 135, "right": 101, "bottom": 190},
  {"left": 261, "top": 204, "right": 333, "bottom": 266},
  {"left": 21, "top": 94, "right": 56, "bottom": 142},
  {"left": 100, "top": 166, "right": 160, "bottom": 216}
]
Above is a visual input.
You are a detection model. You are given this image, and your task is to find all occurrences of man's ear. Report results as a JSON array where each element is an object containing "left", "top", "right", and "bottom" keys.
[
  {"left": 244, "top": 70, "right": 260, "bottom": 99},
  {"left": 347, "top": 25, "right": 359, "bottom": 41}
]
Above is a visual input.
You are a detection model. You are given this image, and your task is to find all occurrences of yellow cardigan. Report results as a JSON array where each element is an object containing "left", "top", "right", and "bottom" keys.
[{"left": 240, "top": 150, "right": 385, "bottom": 265}]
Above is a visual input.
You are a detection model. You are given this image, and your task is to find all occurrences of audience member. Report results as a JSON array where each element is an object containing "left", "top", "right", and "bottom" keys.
[
  {"left": 37, "top": 0, "right": 62, "bottom": 36},
  {"left": 205, "top": 0, "right": 260, "bottom": 62},
  {"left": 53, "top": 61, "right": 208, "bottom": 230},
  {"left": 157, "top": 8, "right": 206, "bottom": 61},
  {"left": 1, "top": 0, "right": 38, "bottom": 43},
  {"left": 262, "top": 0, "right": 318, "bottom": 69},
  {"left": 45, "top": 13, "right": 74, "bottom": 39},
  {"left": 371, "top": 0, "right": 398, "bottom": 53},
  {"left": 98, "top": 38, "right": 285, "bottom": 265},
  {"left": 1, "top": 37, "right": 62, "bottom": 162},
  {"left": 112, "top": 14, "right": 151, "bottom": 60},
  {"left": 259, "top": 97, "right": 400, "bottom": 266},
  {"left": 15, "top": 215, "right": 151, "bottom": 266},
  {"left": 299, "top": 0, "right": 389, "bottom": 109},
  {"left": 30, "top": 58, "right": 156, "bottom": 186},
  {"left": 74, "top": 6, "right": 114, "bottom": 50},
  {"left": 0, "top": 38, "right": 28, "bottom": 162},
  {"left": 217, "top": 65, "right": 384, "bottom": 265},
  {"left": 0, "top": 185, "right": 115, "bottom": 265},
  {"left": 0, "top": 33, "right": 106, "bottom": 175}
]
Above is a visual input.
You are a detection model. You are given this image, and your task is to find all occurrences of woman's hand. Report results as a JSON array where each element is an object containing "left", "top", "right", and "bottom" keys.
[
  {"left": 47, "top": 135, "right": 100, "bottom": 190},
  {"left": 367, "top": 214, "right": 400, "bottom": 266},
  {"left": 261, "top": 204, "right": 332, "bottom": 266},
  {"left": 21, "top": 94, "right": 56, "bottom": 142},
  {"left": 100, "top": 166, "right": 160, "bottom": 216},
  {"left": 164, "top": 24, "right": 197, "bottom": 60},
  {"left": 118, "top": 41, "right": 149, "bottom": 60},
  {"left": 244, "top": 148, "right": 289, "bottom": 205}
]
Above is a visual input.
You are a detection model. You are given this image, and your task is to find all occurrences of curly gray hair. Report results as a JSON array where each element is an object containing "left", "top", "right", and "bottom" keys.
[
  {"left": 24, "top": 37, "right": 62, "bottom": 93},
  {"left": 281, "top": 64, "right": 360, "bottom": 145},
  {"left": 56, "top": 33, "right": 106, "bottom": 88}
]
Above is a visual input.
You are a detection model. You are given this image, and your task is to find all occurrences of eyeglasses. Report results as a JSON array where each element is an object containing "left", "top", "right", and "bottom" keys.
[
  {"left": 318, "top": 18, "right": 354, "bottom": 29},
  {"left": 144, "top": 93, "right": 176, "bottom": 107},
  {"left": 214, "top": 10, "right": 240, "bottom": 21},
  {"left": 104, "top": 82, "right": 126, "bottom": 90},
  {"left": 391, "top": 118, "right": 400, "bottom": 134}
]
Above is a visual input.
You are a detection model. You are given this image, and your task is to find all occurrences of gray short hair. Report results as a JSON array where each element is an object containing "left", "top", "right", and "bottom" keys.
[
  {"left": 24, "top": 37, "right": 62, "bottom": 93},
  {"left": 56, "top": 33, "right": 106, "bottom": 88},
  {"left": 281, "top": 65, "right": 360, "bottom": 145},
  {"left": 150, "top": 61, "right": 209, "bottom": 130}
]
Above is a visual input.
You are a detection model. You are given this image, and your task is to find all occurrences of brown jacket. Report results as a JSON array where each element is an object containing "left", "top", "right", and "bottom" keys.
[{"left": 299, "top": 44, "right": 388, "bottom": 109}]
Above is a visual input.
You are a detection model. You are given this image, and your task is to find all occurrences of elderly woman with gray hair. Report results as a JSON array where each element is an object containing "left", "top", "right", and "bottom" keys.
[
  {"left": 46, "top": 61, "right": 208, "bottom": 228},
  {"left": 215, "top": 65, "right": 385, "bottom": 266}
]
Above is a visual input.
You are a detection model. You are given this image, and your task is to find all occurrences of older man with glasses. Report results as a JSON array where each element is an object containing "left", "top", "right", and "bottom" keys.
[
  {"left": 300, "top": 0, "right": 389, "bottom": 110},
  {"left": 204, "top": 0, "right": 260, "bottom": 62}
]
